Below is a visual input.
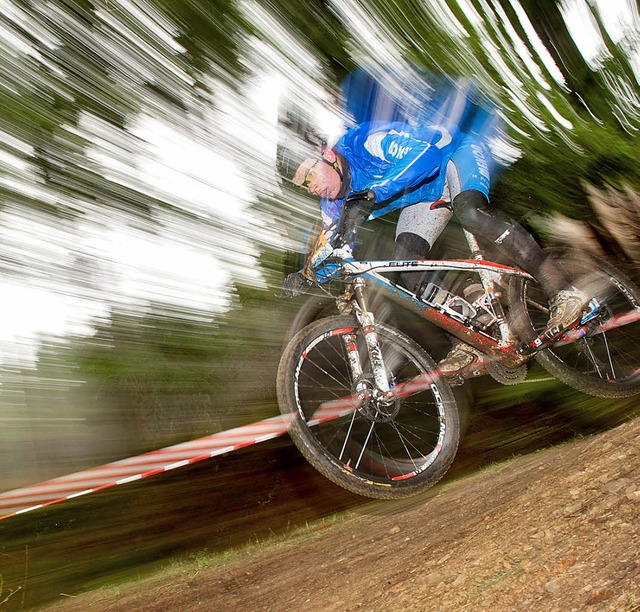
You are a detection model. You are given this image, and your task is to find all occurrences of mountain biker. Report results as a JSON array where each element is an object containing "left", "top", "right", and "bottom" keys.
[{"left": 277, "top": 71, "right": 587, "bottom": 372}]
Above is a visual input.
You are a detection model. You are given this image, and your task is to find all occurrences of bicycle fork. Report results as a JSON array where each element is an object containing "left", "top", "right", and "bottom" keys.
[{"left": 342, "top": 278, "right": 391, "bottom": 398}]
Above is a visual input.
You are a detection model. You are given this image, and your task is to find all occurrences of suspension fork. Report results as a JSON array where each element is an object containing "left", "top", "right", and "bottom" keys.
[
  {"left": 341, "top": 278, "right": 390, "bottom": 395},
  {"left": 463, "top": 230, "right": 515, "bottom": 344}
]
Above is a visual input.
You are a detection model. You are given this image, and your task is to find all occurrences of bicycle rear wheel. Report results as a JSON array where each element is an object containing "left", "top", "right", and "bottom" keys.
[
  {"left": 277, "top": 315, "right": 459, "bottom": 499},
  {"left": 509, "top": 249, "right": 640, "bottom": 398}
]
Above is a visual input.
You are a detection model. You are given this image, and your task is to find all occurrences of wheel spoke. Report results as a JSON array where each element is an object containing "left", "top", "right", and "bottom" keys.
[
  {"left": 338, "top": 408, "right": 359, "bottom": 461},
  {"left": 285, "top": 317, "right": 458, "bottom": 492},
  {"left": 354, "top": 420, "right": 376, "bottom": 470},
  {"left": 510, "top": 249, "right": 640, "bottom": 397},
  {"left": 581, "top": 339, "right": 604, "bottom": 378}
]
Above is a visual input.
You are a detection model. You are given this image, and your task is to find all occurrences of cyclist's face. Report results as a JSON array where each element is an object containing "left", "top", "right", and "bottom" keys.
[{"left": 293, "top": 155, "right": 342, "bottom": 200}]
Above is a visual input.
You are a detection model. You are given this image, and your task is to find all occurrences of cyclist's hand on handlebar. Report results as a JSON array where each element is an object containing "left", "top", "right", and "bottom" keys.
[
  {"left": 312, "top": 259, "right": 344, "bottom": 283},
  {"left": 282, "top": 254, "right": 345, "bottom": 296},
  {"left": 296, "top": 190, "right": 375, "bottom": 287},
  {"left": 302, "top": 225, "right": 346, "bottom": 276},
  {"left": 303, "top": 231, "right": 352, "bottom": 281}
]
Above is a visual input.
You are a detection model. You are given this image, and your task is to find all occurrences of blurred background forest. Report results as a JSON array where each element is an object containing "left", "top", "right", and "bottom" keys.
[{"left": 1, "top": 0, "right": 640, "bottom": 490}]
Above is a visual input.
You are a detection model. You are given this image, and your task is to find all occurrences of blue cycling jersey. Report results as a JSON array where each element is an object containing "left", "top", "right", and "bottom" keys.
[{"left": 320, "top": 72, "right": 497, "bottom": 228}]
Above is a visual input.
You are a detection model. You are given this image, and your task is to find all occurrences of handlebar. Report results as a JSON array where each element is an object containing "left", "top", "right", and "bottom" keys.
[{"left": 301, "top": 190, "right": 376, "bottom": 282}]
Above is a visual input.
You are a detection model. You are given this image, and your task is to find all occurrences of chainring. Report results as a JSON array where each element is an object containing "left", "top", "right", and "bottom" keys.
[{"left": 487, "top": 362, "right": 528, "bottom": 386}]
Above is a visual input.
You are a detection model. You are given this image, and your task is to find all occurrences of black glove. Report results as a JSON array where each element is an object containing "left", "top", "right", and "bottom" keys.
[
  {"left": 282, "top": 271, "right": 312, "bottom": 297},
  {"left": 333, "top": 190, "right": 376, "bottom": 248}
]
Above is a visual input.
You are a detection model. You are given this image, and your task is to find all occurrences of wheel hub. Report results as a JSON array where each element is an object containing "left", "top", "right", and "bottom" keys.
[{"left": 354, "top": 378, "right": 401, "bottom": 423}]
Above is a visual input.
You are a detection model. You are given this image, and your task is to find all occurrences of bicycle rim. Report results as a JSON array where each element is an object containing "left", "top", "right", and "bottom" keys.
[
  {"left": 512, "top": 251, "right": 640, "bottom": 397},
  {"left": 279, "top": 316, "right": 459, "bottom": 497}
]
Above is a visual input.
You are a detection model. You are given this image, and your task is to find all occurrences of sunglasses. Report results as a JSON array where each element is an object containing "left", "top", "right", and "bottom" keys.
[
  {"left": 300, "top": 157, "right": 343, "bottom": 191},
  {"left": 302, "top": 160, "right": 319, "bottom": 189}
]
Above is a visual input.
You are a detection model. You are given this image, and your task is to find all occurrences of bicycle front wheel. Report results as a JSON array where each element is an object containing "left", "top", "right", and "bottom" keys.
[
  {"left": 277, "top": 315, "right": 459, "bottom": 499},
  {"left": 509, "top": 248, "right": 640, "bottom": 398}
]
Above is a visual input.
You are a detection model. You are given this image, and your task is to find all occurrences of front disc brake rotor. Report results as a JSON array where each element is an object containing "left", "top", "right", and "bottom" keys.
[{"left": 354, "top": 377, "right": 401, "bottom": 423}]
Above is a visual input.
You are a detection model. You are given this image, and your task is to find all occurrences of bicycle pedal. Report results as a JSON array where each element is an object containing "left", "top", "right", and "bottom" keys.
[
  {"left": 446, "top": 373, "right": 466, "bottom": 387},
  {"left": 579, "top": 298, "right": 601, "bottom": 325}
]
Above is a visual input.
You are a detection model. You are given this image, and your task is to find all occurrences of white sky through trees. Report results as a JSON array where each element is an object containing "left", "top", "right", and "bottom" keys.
[{"left": 0, "top": 0, "right": 637, "bottom": 365}]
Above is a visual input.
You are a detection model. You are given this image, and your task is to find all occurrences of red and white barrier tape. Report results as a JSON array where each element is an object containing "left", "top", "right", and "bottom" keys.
[
  {"left": 0, "top": 381, "right": 410, "bottom": 521},
  {"left": 4, "top": 307, "right": 637, "bottom": 522},
  {"left": 0, "top": 361, "right": 548, "bottom": 522},
  {"left": 0, "top": 414, "right": 295, "bottom": 521}
]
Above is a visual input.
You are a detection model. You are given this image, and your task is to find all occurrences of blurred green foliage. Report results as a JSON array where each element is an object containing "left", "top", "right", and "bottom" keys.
[{"left": 0, "top": 0, "right": 638, "bottom": 474}]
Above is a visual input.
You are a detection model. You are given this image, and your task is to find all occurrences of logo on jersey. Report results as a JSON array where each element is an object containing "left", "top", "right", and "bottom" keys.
[{"left": 388, "top": 141, "right": 411, "bottom": 159}]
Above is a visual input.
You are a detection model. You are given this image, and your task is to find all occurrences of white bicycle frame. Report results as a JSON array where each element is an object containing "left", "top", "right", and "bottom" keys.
[{"left": 331, "top": 231, "right": 535, "bottom": 392}]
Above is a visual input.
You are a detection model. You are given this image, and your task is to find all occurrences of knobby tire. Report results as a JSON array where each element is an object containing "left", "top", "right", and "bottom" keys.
[
  {"left": 277, "top": 315, "right": 459, "bottom": 499},
  {"left": 508, "top": 248, "right": 640, "bottom": 398}
]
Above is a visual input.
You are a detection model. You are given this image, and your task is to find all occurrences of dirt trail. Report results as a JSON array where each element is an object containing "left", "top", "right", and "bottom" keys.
[{"left": 44, "top": 416, "right": 640, "bottom": 611}]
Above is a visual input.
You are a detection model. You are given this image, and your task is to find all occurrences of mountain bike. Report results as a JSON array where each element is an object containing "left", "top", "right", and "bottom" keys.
[{"left": 276, "top": 194, "right": 640, "bottom": 499}]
